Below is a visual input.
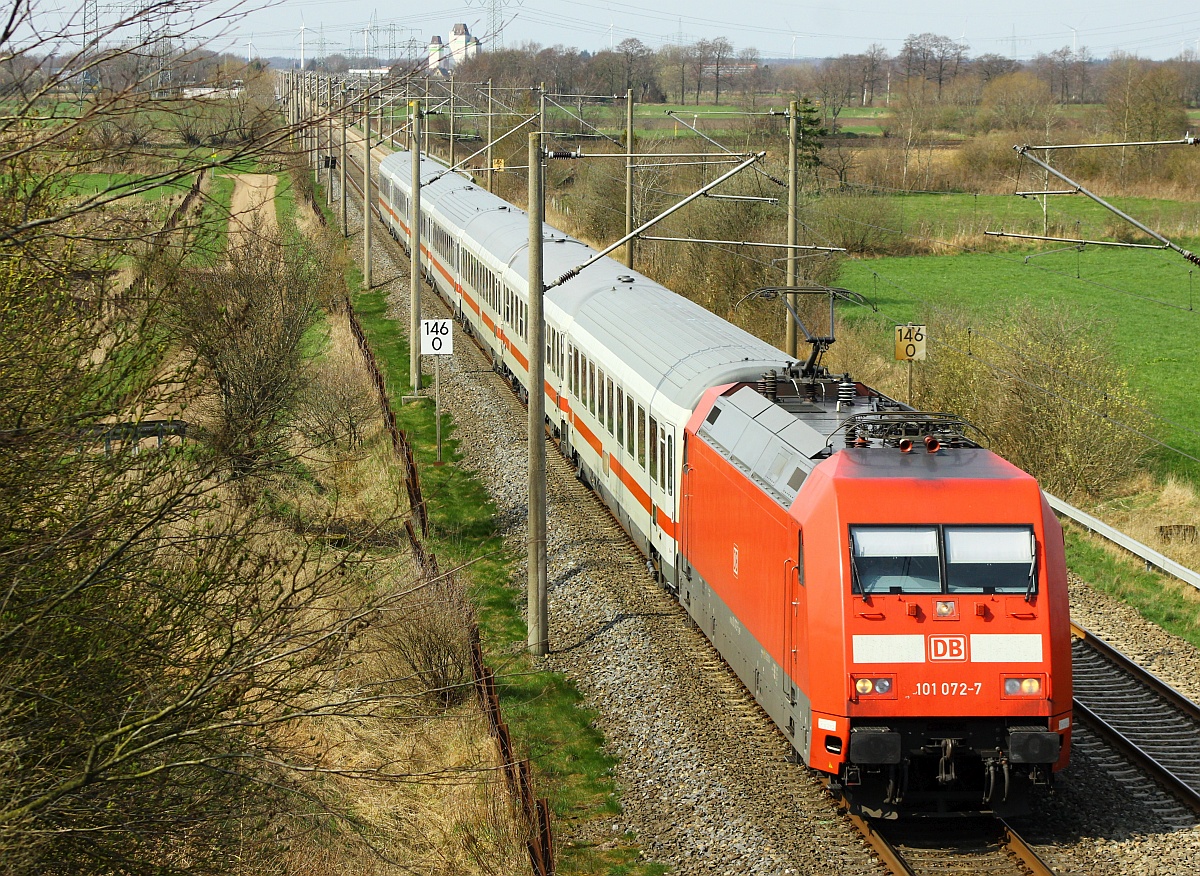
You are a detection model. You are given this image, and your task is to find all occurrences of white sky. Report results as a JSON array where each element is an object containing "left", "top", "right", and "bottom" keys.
[{"left": 52, "top": 0, "right": 1200, "bottom": 63}]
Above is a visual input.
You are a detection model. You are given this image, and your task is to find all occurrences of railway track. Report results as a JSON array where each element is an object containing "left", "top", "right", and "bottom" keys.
[
  {"left": 327, "top": 145, "right": 1200, "bottom": 875},
  {"left": 1071, "top": 621, "right": 1200, "bottom": 815},
  {"left": 848, "top": 812, "right": 1053, "bottom": 876}
]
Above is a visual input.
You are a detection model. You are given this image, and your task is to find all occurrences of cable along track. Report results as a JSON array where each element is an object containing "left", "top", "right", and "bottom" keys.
[{"left": 1071, "top": 622, "right": 1200, "bottom": 814}]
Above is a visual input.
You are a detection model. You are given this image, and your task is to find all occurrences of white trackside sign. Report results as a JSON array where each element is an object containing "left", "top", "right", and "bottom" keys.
[{"left": 421, "top": 319, "right": 453, "bottom": 355}]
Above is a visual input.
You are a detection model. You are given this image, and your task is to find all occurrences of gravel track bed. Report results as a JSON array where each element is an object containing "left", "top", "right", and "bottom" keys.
[{"left": 335, "top": 188, "right": 1200, "bottom": 874}]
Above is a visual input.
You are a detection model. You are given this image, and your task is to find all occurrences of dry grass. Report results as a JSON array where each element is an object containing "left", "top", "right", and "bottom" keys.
[
  {"left": 263, "top": 551, "right": 526, "bottom": 876},
  {"left": 1096, "top": 475, "right": 1200, "bottom": 572},
  {"left": 288, "top": 321, "right": 405, "bottom": 536},
  {"left": 255, "top": 300, "right": 526, "bottom": 875}
]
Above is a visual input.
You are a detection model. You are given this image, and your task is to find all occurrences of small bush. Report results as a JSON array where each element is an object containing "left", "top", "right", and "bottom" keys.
[
  {"left": 380, "top": 573, "right": 476, "bottom": 708},
  {"left": 911, "top": 303, "right": 1146, "bottom": 500}
]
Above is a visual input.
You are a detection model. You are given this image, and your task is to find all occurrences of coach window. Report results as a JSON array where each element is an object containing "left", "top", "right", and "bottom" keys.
[
  {"left": 588, "top": 362, "right": 596, "bottom": 415},
  {"left": 666, "top": 432, "right": 674, "bottom": 495},
  {"left": 616, "top": 388, "right": 625, "bottom": 448},
  {"left": 849, "top": 526, "right": 940, "bottom": 595},
  {"left": 648, "top": 415, "right": 658, "bottom": 481},
  {"left": 597, "top": 369, "right": 606, "bottom": 422},
  {"left": 637, "top": 405, "right": 646, "bottom": 469},
  {"left": 627, "top": 396, "right": 635, "bottom": 455},
  {"left": 546, "top": 329, "right": 554, "bottom": 373},
  {"left": 606, "top": 378, "right": 614, "bottom": 434},
  {"left": 945, "top": 526, "right": 1036, "bottom": 595}
]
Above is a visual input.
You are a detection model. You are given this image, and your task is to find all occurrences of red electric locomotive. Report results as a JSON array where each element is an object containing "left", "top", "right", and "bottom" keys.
[{"left": 678, "top": 366, "right": 1072, "bottom": 818}]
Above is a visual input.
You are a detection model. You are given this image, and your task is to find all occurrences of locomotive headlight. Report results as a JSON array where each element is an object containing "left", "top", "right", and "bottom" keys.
[
  {"left": 935, "top": 600, "right": 957, "bottom": 618},
  {"left": 853, "top": 676, "right": 895, "bottom": 697},
  {"left": 1003, "top": 675, "right": 1044, "bottom": 697}
]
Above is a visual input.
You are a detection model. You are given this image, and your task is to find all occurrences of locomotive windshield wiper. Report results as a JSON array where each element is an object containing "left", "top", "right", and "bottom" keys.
[
  {"left": 1025, "top": 531, "right": 1037, "bottom": 602},
  {"left": 849, "top": 550, "right": 865, "bottom": 599}
]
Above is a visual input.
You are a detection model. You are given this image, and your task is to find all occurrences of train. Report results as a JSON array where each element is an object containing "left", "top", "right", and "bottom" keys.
[{"left": 374, "top": 149, "right": 1073, "bottom": 818}]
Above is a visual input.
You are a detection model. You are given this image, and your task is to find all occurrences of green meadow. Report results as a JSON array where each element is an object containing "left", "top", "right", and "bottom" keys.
[{"left": 838, "top": 242, "right": 1200, "bottom": 479}]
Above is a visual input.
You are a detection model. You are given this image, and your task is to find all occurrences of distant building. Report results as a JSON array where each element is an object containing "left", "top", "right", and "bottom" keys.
[
  {"left": 182, "top": 85, "right": 244, "bottom": 99},
  {"left": 427, "top": 23, "right": 480, "bottom": 75}
]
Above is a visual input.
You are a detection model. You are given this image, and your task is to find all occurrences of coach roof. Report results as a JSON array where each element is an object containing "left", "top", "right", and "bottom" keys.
[{"left": 379, "top": 151, "right": 793, "bottom": 411}]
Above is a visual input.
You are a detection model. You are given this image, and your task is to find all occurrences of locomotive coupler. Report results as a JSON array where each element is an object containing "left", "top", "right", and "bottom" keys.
[
  {"left": 937, "top": 738, "right": 958, "bottom": 785},
  {"left": 981, "top": 757, "right": 1011, "bottom": 804},
  {"left": 884, "top": 761, "right": 909, "bottom": 805}
]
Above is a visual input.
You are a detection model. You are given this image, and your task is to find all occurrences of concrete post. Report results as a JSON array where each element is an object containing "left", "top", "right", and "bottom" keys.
[
  {"left": 363, "top": 93, "right": 372, "bottom": 288},
  {"left": 486, "top": 79, "right": 494, "bottom": 193},
  {"left": 625, "top": 87, "right": 634, "bottom": 269},
  {"left": 786, "top": 99, "right": 799, "bottom": 358},
  {"left": 409, "top": 102, "right": 423, "bottom": 392},
  {"left": 527, "top": 130, "right": 547, "bottom": 656}
]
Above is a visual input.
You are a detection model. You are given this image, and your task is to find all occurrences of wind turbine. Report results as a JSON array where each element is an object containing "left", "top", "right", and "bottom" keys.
[
  {"left": 298, "top": 17, "right": 308, "bottom": 70},
  {"left": 783, "top": 19, "right": 798, "bottom": 60},
  {"left": 246, "top": 34, "right": 255, "bottom": 64},
  {"left": 1061, "top": 23, "right": 1078, "bottom": 55}
]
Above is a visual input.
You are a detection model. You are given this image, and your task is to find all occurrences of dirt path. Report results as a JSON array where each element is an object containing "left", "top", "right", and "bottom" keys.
[{"left": 228, "top": 173, "right": 278, "bottom": 242}]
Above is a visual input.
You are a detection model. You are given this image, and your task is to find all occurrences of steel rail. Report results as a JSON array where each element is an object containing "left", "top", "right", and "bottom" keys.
[
  {"left": 1072, "top": 623, "right": 1200, "bottom": 725},
  {"left": 844, "top": 808, "right": 914, "bottom": 875},
  {"left": 1000, "top": 822, "right": 1056, "bottom": 876},
  {"left": 844, "top": 805, "right": 1055, "bottom": 876},
  {"left": 1071, "top": 623, "right": 1200, "bottom": 815},
  {"left": 1071, "top": 698, "right": 1200, "bottom": 815}
]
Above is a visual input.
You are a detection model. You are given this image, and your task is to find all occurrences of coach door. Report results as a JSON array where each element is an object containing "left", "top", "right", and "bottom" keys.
[
  {"left": 783, "top": 528, "right": 807, "bottom": 712},
  {"left": 647, "top": 416, "right": 677, "bottom": 559}
]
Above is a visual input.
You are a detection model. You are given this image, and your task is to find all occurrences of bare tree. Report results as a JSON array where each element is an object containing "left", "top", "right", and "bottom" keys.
[
  {"left": 813, "top": 56, "right": 858, "bottom": 130},
  {"left": 710, "top": 37, "right": 734, "bottom": 105},
  {"left": 856, "top": 44, "right": 889, "bottom": 106},
  {"left": 899, "top": 32, "right": 968, "bottom": 99},
  {"left": 615, "top": 37, "right": 655, "bottom": 99},
  {"left": 690, "top": 39, "right": 715, "bottom": 104},
  {"left": 0, "top": 6, "right": 516, "bottom": 873},
  {"left": 972, "top": 53, "right": 1020, "bottom": 84},
  {"left": 979, "top": 71, "right": 1058, "bottom": 134}
]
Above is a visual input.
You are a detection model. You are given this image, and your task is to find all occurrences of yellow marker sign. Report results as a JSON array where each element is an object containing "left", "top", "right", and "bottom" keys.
[
  {"left": 895, "top": 324, "right": 927, "bottom": 361},
  {"left": 492, "top": 158, "right": 506, "bottom": 172}
]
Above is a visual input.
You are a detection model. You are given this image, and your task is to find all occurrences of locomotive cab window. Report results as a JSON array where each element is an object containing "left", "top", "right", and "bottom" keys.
[
  {"left": 849, "top": 525, "right": 1037, "bottom": 596},
  {"left": 945, "top": 526, "right": 1036, "bottom": 595},
  {"left": 850, "top": 527, "right": 940, "bottom": 595}
]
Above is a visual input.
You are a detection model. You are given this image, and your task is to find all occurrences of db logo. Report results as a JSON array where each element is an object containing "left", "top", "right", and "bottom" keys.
[{"left": 929, "top": 635, "right": 968, "bottom": 661}]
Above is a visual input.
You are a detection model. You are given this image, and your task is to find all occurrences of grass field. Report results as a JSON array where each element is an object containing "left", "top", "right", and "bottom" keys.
[
  {"left": 838, "top": 242, "right": 1200, "bottom": 480},
  {"left": 818, "top": 190, "right": 1200, "bottom": 241},
  {"left": 66, "top": 172, "right": 187, "bottom": 201}
]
